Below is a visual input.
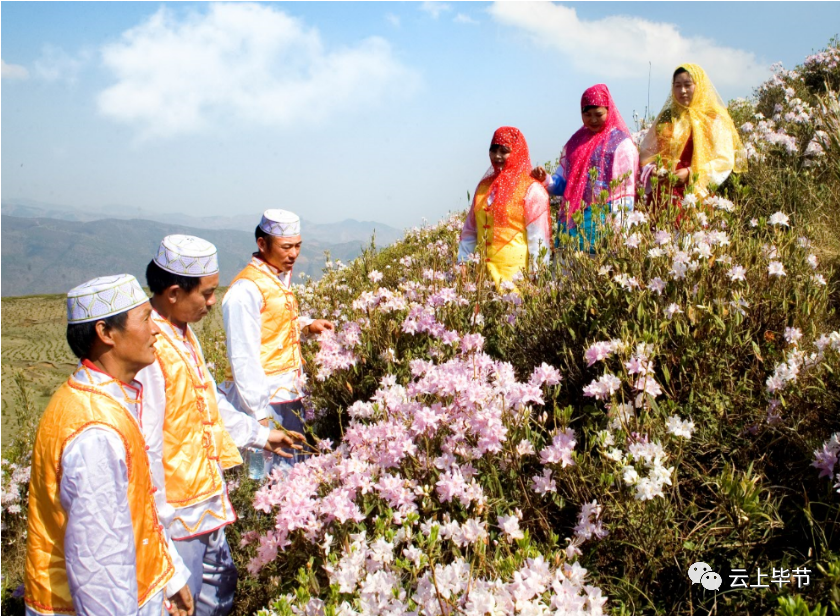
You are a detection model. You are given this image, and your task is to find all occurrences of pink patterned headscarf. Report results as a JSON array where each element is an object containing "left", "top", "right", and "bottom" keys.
[{"left": 563, "top": 84, "right": 631, "bottom": 219}]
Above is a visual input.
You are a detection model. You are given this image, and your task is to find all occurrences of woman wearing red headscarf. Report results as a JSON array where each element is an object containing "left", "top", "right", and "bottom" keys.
[
  {"left": 458, "top": 127, "right": 551, "bottom": 288},
  {"left": 533, "top": 84, "right": 638, "bottom": 252}
]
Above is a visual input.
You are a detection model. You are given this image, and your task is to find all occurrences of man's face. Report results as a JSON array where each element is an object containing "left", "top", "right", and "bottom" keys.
[
  {"left": 171, "top": 273, "right": 219, "bottom": 324},
  {"left": 109, "top": 302, "right": 160, "bottom": 372},
  {"left": 259, "top": 235, "right": 302, "bottom": 272}
]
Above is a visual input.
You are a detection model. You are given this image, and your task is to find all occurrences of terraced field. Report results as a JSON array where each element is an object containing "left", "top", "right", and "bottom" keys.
[
  {"left": 1, "top": 291, "right": 228, "bottom": 452},
  {"left": 1, "top": 294, "right": 77, "bottom": 450}
]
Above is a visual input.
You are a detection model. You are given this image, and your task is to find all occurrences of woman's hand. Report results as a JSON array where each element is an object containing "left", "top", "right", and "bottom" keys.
[
  {"left": 531, "top": 166, "right": 548, "bottom": 183},
  {"left": 675, "top": 168, "right": 691, "bottom": 185}
]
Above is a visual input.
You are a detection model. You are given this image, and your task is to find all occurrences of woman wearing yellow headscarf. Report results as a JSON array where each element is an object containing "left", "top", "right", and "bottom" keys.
[{"left": 640, "top": 64, "right": 746, "bottom": 204}]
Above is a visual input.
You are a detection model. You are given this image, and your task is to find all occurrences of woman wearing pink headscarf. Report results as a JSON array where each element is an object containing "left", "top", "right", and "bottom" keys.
[{"left": 533, "top": 84, "right": 638, "bottom": 252}]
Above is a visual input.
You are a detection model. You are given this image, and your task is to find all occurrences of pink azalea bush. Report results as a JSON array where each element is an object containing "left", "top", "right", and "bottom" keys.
[{"left": 238, "top": 169, "right": 840, "bottom": 613}]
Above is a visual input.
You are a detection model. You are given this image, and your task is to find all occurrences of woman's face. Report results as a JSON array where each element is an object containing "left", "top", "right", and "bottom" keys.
[
  {"left": 582, "top": 106, "right": 609, "bottom": 133},
  {"left": 489, "top": 144, "right": 512, "bottom": 171},
  {"left": 672, "top": 71, "right": 696, "bottom": 107}
]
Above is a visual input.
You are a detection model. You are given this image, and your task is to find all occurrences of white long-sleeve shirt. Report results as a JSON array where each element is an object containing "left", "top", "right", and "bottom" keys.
[
  {"left": 26, "top": 365, "right": 188, "bottom": 616},
  {"left": 219, "top": 262, "right": 313, "bottom": 420},
  {"left": 136, "top": 310, "right": 270, "bottom": 540}
]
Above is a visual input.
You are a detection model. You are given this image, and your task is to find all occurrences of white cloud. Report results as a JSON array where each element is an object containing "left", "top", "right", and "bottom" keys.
[
  {"left": 454, "top": 13, "right": 478, "bottom": 25},
  {"left": 34, "top": 45, "right": 90, "bottom": 83},
  {"left": 420, "top": 2, "right": 451, "bottom": 19},
  {"left": 1, "top": 59, "right": 29, "bottom": 80},
  {"left": 386, "top": 13, "right": 401, "bottom": 28},
  {"left": 489, "top": 2, "right": 768, "bottom": 90},
  {"left": 97, "top": 3, "right": 419, "bottom": 140}
]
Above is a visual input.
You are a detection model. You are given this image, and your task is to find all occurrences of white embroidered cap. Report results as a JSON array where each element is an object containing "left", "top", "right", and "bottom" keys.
[
  {"left": 259, "top": 209, "right": 301, "bottom": 238},
  {"left": 66, "top": 274, "right": 149, "bottom": 324},
  {"left": 153, "top": 234, "right": 219, "bottom": 277}
]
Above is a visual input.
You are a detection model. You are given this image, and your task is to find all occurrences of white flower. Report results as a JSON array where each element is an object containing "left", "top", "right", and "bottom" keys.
[
  {"left": 714, "top": 198, "right": 735, "bottom": 212},
  {"left": 665, "top": 303, "right": 683, "bottom": 319},
  {"left": 812, "top": 274, "right": 827, "bottom": 286},
  {"left": 784, "top": 327, "right": 803, "bottom": 345},
  {"left": 768, "top": 261, "right": 786, "bottom": 277},
  {"left": 654, "top": 230, "right": 672, "bottom": 246},
  {"left": 807, "top": 254, "right": 818, "bottom": 269},
  {"left": 694, "top": 242, "right": 712, "bottom": 259},
  {"left": 769, "top": 211, "right": 790, "bottom": 227},
  {"left": 368, "top": 270, "right": 384, "bottom": 283},
  {"left": 763, "top": 244, "right": 780, "bottom": 260},
  {"left": 625, "top": 211, "right": 649, "bottom": 227},
  {"left": 622, "top": 466, "right": 640, "bottom": 485},
  {"left": 604, "top": 447, "right": 624, "bottom": 463},
  {"left": 648, "top": 277, "right": 666, "bottom": 295},
  {"left": 648, "top": 247, "right": 665, "bottom": 259},
  {"left": 727, "top": 265, "right": 746, "bottom": 282},
  {"left": 666, "top": 415, "right": 695, "bottom": 439},
  {"left": 682, "top": 194, "right": 698, "bottom": 207},
  {"left": 750, "top": 218, "right": 759, "bottom": 228},
  {"left": 624, "top": 233, "right": 642, "bottom": 249}
]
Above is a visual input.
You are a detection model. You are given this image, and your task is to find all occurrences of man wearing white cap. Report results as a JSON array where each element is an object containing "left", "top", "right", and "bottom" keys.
[
  {"left": 136, "top": 235, "right": 305, "bottom": 616},
  {"left": 24, "top": 275, "right": 194, "bottom": 616},
  {"left": 220, "top": 210, "right": 333, "bottom": 477}
]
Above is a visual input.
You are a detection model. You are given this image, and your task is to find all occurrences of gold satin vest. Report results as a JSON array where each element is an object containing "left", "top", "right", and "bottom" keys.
[
  {"left": 24, "top": 378, "right": 173, "bottom": 615},
  {"left": 475, "top": 181, "right": 529, "bottom": 288},
  {"left": 153, "top": 323, "right": 242, "bottom": 509},
  {"left": 224, "top": 260, "right": 303, "bottom": 379}
]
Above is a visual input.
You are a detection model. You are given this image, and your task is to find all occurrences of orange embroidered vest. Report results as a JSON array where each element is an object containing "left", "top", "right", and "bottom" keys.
[
  {"left": 153, "top": 321, "right": 242, "bottom": 509},
  {"left": 224, "top": 259, "right": 303, "bottom": 379},
  {"left": 24, "top": 378, "right": 173, "bottom": 615}
]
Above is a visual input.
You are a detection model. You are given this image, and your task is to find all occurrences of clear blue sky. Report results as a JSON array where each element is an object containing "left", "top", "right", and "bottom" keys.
[{"left": 2, "top": 2, "right": 838, "bottom": 229}]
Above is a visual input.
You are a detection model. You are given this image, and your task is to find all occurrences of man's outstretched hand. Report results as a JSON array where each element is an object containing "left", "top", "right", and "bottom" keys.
[
  {"left": 264, "top": 429, "right": 307, "bottom": 458},
  {"left": 167, "top": 584, "right": 194, "bottom": 616},
  {"left": 306, "top": 319, "right": 334, "bottom": 335}
]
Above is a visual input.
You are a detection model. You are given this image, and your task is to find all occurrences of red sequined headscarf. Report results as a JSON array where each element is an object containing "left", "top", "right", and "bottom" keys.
[
  {"left": 486, "top": 126, "right": 535, "bottom": 229},
  {"left": 563, "top": 84, "right": 631, "bottom": 218}
]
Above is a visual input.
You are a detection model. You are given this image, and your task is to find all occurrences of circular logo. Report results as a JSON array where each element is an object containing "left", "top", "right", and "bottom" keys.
[{"left": 688, "top": 562, "right": 712, "bottom": 584}]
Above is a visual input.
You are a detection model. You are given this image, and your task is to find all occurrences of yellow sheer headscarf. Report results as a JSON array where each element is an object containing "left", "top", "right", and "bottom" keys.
[{"left": 640, "top": 63, "right": 747, "bottom": 194}]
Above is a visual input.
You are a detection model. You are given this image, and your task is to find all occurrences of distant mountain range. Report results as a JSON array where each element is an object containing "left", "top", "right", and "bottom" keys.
[
  {"left": 1, "top": 200, "right": 405, "bottom": 297},
  {"left": 2, "top": 198, "right": 404, "bottom": 246}
]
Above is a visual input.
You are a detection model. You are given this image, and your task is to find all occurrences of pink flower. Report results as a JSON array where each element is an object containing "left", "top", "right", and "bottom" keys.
[
  {"left": 633, "top": 375, "right": 662, "bottom": 398},
  {"left": 531, "top": 469, "right": 557, "bottom": 495},
  {"left": 583, "top": 373, "right": 622, "bottom": 400},
  {"left": 498, "top": 514, "right": 525, "bottom": 542},
  {"left": 648, "top": 277, "right": 666, "bottom": 295},
  {"left": 460, "top": 333, "right": 485, "bottom": 354},
  {"left": 539, "top": 429, "right": 577, "bottom": 468},
  {"left": 529, "top": 362, "right": 562, "bottom": 386}
]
